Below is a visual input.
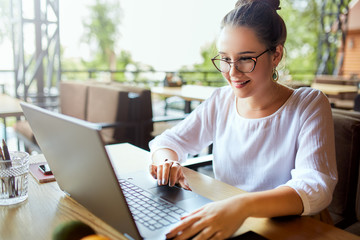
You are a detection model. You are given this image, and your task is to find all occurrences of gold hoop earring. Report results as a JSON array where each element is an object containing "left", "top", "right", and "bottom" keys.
[{"left": 272, "top": 68, "right": 279, "bottom": 82}]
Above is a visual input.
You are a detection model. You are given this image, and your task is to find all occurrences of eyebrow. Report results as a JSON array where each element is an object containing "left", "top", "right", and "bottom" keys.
[{"left": 218, "top": 51, "right": 257, "bottom": 55}]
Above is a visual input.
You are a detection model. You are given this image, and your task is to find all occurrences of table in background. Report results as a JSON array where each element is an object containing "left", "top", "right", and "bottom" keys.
[
  {"left": 311, "top": 83, "right": 359, "bottom": 96},
  {"left": 0, "top": 94, "right": 23, "bottom": 141},
  {"left": 0, "top": 143, "right": 359, "bottom": 239},
  {"left": 151, "top": 85, "right": 217, "bottom": 113},
  {"left": 311, "top": 83, "right": 359, "bottom": 109}
]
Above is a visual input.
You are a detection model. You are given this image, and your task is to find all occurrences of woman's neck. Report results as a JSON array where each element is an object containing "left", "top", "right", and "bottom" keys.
[{"left": 236, "top": 83, "right": 293, "bottom": 119}]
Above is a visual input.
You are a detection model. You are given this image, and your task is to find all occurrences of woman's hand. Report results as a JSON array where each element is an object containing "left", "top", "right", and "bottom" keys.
[
  {"left": 149, "top": 159, "right": 191, "bottom": 190},
  {"left": 166, "top": 197, "right": 248, "bottom": 240},
  {"left": 166, "top": 187, "right": 304, "bottom": 239}
]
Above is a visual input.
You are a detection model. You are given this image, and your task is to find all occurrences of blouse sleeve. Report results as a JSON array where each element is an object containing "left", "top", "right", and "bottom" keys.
[
  {"left": 149, "top": 89, "right": 219, "bottom": 163},
  {"left": 281, "top": 91, "right": 338, "bottom": 215}
]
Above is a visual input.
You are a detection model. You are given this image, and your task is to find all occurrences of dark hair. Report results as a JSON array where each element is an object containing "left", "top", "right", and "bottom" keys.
[{"left": 221, "top": 0, "right": 287, "bottom": 50}]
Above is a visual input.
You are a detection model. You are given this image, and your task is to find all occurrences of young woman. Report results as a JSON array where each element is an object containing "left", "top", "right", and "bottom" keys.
[{"left": 149, "top": 0, "right": 338, "bottom": 239}]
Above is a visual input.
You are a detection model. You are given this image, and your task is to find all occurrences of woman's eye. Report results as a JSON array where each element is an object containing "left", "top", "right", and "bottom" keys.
[
  {"left": 221, "top": 57, "right": 231, "bottom": 61},
  {"left": 239, "top": 57, "right": 253, "bottom": 62}
]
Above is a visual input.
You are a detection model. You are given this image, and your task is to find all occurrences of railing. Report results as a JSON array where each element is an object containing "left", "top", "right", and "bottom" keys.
[
  {"left": 1, "top": 68, "right": 317, "bottom": 92},
  {"left": 61, "top": 69, "right": 226, "bottom": 87},
  {"left": 0, "top": 68, "right": 318, "bottom": 111}
]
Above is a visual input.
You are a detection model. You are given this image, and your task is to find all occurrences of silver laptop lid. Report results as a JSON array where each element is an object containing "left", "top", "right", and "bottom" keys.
[{"left": 21, "top": 102, "right": 142, "bottom": 240}]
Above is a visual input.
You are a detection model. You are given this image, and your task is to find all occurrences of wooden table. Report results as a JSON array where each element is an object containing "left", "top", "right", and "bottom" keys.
[
  {"left": 311, "top": 83, "right": 359, "bottom": 96},
  {"left": 0, "top": 94, "right": 23, "bottom": 141},
  {"left": 151, "top": 85, "right": 218, "bottom": 113},
  {"left": 0, "top": 143, "right": 359, "bottom": 240}
]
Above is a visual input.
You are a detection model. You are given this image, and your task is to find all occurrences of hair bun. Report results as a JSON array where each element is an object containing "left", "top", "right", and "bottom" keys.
[{"left": 235, "top": 0, "right": 281, "bottom": 11}]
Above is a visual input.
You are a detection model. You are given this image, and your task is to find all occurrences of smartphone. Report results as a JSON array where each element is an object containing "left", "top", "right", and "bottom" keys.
[{"left": 38, "top": 164, "right": 53, "bottom": 175}]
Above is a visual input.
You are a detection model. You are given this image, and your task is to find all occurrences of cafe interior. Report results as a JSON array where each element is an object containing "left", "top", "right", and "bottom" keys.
[{"left": 1, "top": 0, "right": 360, "bottom": 239}]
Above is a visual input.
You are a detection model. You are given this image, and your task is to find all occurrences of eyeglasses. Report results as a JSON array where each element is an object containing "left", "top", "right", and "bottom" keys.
[{"left": 211, "top": 49, "right": 271, "bottom": 73}]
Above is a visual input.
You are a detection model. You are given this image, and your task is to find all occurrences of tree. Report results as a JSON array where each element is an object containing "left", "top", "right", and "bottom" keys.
[
  {"left": 181, "top": 1, "right": 323, "bottom": 84},
  {"left": 82, "top": 0, "right": 121, "bottom": 72},
  {"left": 180, "top": 40, "right": 224, "bottom": 86},
  {"left": 279, "top": 0, "right": 320, "bottom": 82},
  {"left": 0, "top": 0, "right": 10, "bottom": 44},
  {"left": 183, "top": 0, "right": 322, "bottom": 85}
]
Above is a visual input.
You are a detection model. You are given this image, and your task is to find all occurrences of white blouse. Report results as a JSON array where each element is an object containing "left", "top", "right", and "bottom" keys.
[{"left": 149, "top": 86, "right": 338, "bottom": 215}]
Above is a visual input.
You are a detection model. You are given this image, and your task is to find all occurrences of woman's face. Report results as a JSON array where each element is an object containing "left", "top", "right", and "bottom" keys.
[{"left": 217, "top": 26, "right": 282, "bottom": 99}]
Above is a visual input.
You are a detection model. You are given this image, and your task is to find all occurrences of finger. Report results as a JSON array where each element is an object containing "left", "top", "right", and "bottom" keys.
[
  {"left": 209, "top": 231, "right": 224, "bottom": 240},
  {"left": 193, "top": 226, "right": 218, "bottom": 240},
  {"left": 149, "top": 164, "right": 157, "bottom": 179},
  {"left": 161, "top": 161, "right": 173, "bottom": 185},
  {"left": 179, "top": 177, "right": 192, "bottom": 191},
  {"left": 169, "top": 162, "right": 181, "bottom": 187},
  {"left": 172, "top": 216, "right": 207, "bottom": 240},
  {"left": 171, "top": 162, "right": 192, "bottom": 190},
  {"left": 166, "top": 215, "right": 199, "bottom": 239},
  {"left": 180, "top": 207, "right": 203, "bottom": 220},
  {"left": 157, "top": 164, "right": 164, "bottom": 185}
]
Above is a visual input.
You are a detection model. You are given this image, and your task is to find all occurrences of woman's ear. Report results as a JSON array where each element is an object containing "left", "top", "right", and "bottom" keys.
[{"left": 272, "top": 45, "right": 283, "bottom": 67}]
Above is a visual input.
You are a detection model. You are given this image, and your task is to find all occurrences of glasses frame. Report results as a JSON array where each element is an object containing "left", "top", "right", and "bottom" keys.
[{"left": 211, "top": 49, "right": 272, "bottom": 74}]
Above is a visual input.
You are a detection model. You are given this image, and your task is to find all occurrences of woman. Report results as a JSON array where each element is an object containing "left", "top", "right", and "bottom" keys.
[{"left": 149, "top": 0, "right": 338, "bottom": 239}]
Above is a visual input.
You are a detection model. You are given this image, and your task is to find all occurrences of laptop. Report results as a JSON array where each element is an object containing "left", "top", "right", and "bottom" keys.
[{"left": 21, "top": 102, "right": 212, "bottom": 240}]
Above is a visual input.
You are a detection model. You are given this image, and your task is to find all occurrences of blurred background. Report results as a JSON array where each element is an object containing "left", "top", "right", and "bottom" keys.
[
  {"left": 1, "top": 0, "right": 358, "bottom": 92},
  {"left": 1, "top": 0, "right": 359, "bottom": 149}
]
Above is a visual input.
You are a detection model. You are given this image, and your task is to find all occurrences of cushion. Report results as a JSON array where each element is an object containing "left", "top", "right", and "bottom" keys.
[
  {"left": 345, "top": 222, "right": 360, "bottom": 236},
  {"left": 86, "top": 85, "right": 129, "bottom": 143},
  {"left": 60, "top": 82, "right": 89, "bottom": 120}
]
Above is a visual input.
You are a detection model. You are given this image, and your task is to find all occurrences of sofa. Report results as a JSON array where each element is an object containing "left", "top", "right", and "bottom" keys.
[{"left": 327, "top": 109, "right": 360, "bottom": 235}]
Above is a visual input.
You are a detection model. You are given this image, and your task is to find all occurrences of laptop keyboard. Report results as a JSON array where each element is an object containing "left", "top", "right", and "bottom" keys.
[{"left": 119, "top": 179, "right": 187, "bottom": 231}]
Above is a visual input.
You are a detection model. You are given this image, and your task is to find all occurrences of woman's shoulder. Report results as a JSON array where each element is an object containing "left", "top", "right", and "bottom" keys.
[
  {"left": 293, "top": 86, "right": 324, "bottom": 97},
  {"left": 287, "top": 87, "right": 331, "bottom": 116},
  {"left": 291, "top": 87, "right": 328, "bottom": 105}
]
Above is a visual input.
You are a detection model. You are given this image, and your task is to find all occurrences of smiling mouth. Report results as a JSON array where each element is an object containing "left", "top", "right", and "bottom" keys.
[{"left": 232, "top": 80, "right": 250, "bottom": 87}]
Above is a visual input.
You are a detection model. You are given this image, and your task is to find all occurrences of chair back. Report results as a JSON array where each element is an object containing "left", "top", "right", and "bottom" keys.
[
  {"left": 86, "top": 84, "right": 130, "bottom": 144},
  {"left": 60, "top": 81, "right": 154, "bottom": 148},
  {"left": 354, "top": 94, "right": 360, "bottom": 112},
  {"left": 60, "top": 82, "right": 89, "bottom": 120},
  {"left": 108, "top": 83, "right": 153, "bottom": 149}
]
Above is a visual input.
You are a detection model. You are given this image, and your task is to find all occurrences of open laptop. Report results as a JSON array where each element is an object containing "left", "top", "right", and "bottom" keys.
[{"left": 21, "top": 102, "right": 212, "bottom": 240}]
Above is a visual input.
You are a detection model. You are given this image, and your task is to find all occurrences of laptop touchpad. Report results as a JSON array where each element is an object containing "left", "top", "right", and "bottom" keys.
[{"left": 148, "top": 185, "right": 195, "bottom": 203}]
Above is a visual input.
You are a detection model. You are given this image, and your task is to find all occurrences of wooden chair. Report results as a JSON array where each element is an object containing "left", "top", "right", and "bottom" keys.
[
  {"left": 13, "top": 81, "right": 90, "bottom": 152},
  {"left": 15, "top": 81, "right": 187, "bottom": 152},
  {"left": 15, "top": 82, "right": 132, "bottom": 150}
]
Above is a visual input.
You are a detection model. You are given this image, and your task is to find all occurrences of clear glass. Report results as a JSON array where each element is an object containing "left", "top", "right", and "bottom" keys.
[{"left": 0, "top": 151, "right": 30, "bottom": 205}]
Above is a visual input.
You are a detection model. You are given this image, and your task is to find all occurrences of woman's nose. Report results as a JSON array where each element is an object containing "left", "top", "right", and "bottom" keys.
[{"left": 229, "top": 64, "right": 243, "bottom": 77}]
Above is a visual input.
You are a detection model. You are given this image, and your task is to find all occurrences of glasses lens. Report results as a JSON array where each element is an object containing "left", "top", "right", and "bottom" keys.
[
  {"left": 213, "top": 60, "right": 230, "bottom": 73},
  {"left": 212, "top": 58, "right": 256, "bottom": 73},
  {"left": 235, "top": 59, "right": 255, "bottom": 73}
]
